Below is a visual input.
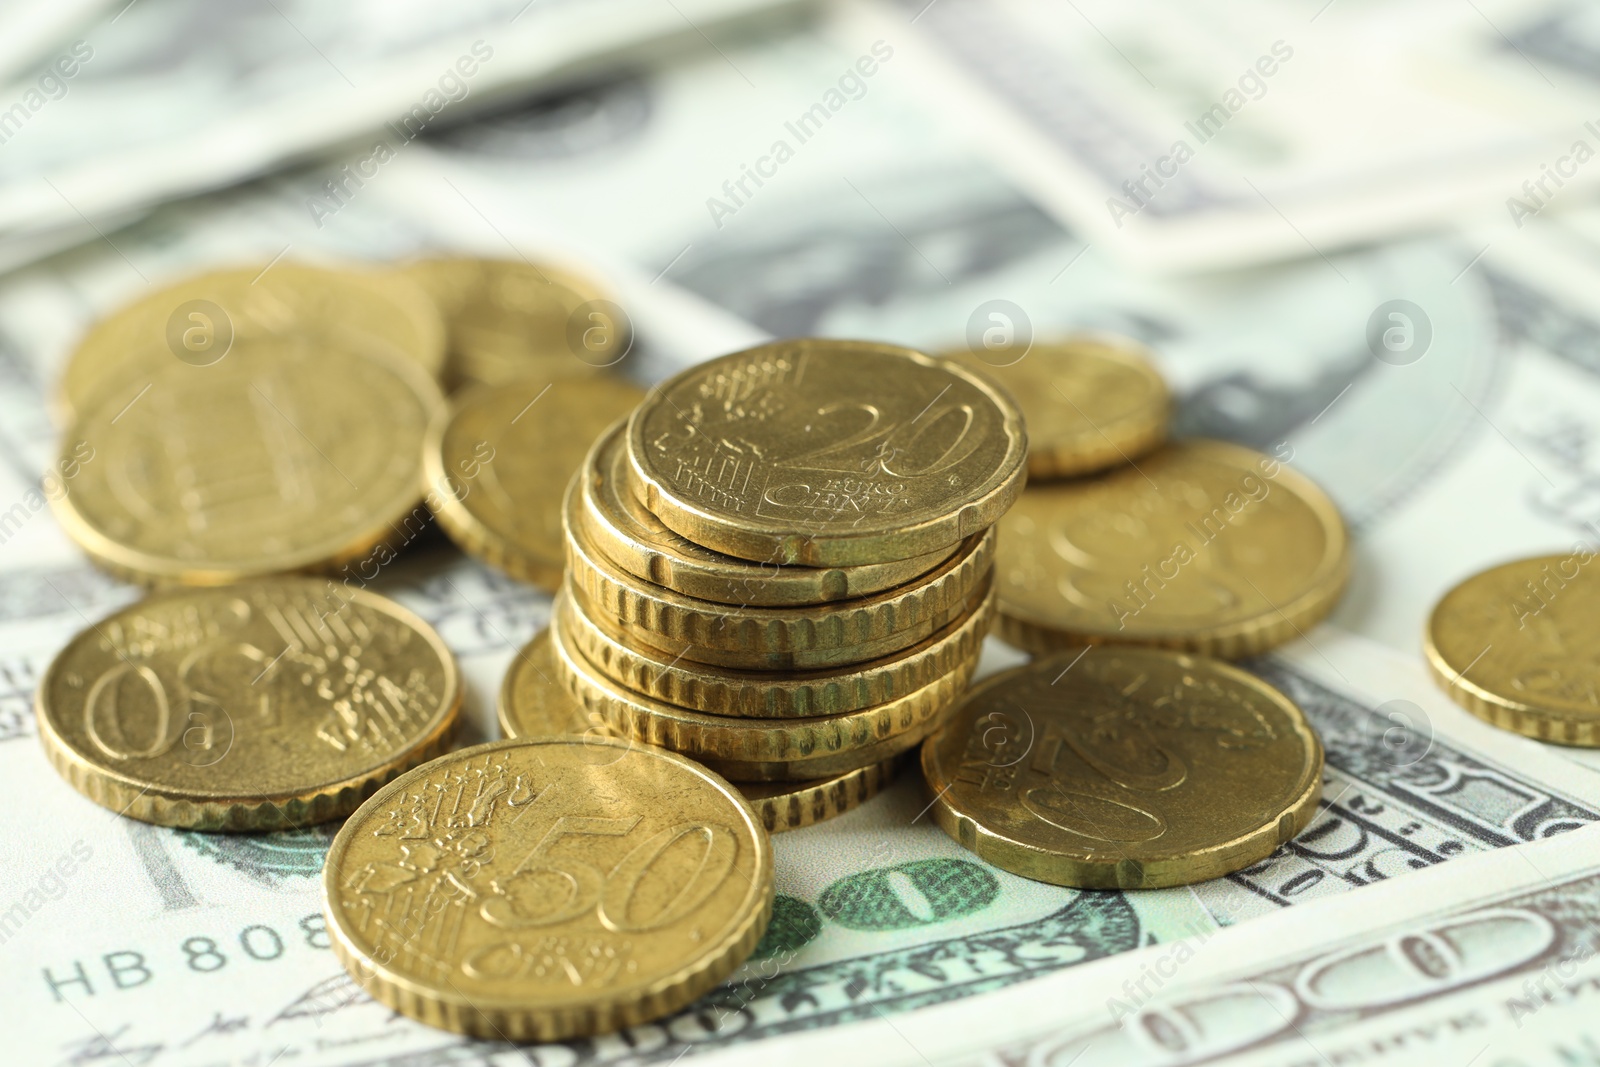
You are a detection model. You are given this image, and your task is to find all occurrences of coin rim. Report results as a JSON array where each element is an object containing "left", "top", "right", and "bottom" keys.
[
  {"left": 624, "top": 339, "right": 1029, "bottom": 567},
  {"left": 50, "top": 345, "right": 445, "bottom": 586},
  {"left": 34, "top": 578, "right": 463, "bottom": 830},
  {"left": 921, "top": 647, "right": 1324, "bottom": 889},
  {"left": 996, "top": 438, "right": 1350, "bottom": 659},
  {"left": 321, "top": 735, "right": 773, "bottom": 1040}
]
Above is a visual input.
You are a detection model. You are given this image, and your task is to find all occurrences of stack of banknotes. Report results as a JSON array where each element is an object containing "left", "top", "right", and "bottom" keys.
[{"left": 4, "top": 1, "right": 1600, "bottom": 1065}]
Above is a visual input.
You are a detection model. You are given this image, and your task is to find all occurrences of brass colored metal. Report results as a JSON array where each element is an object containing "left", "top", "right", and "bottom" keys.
[
  {"left": 58, "top": 262, "right": 445, "bottom": 424},
  {"left": 547, "top": 597, "right": 980, "bottom": 776},
  {"left": 996, "top": 439, "right": 1349, "bottom": 658},
  {"left": 51, "top": 340, "right": 443, "bottom": 586},
  {"left": 400, "top": 256, "right": 626, "bottom": 389},
  {"left": 922, "top": 647, "right": 1323, "bottom": 889},
  {"left": 425, "top": 376, "right": 644, "bottom": 591},
  {"left": 576, "top": 424, "right": 957, "bottom": 606},
  {"left": 1426, "top": 551, "right": 1600, "bottom": 745},
  {"left": 493, "top": 633, "right": 898, "bottom": 831},
  {"left": 323, "top": 737, "right": 773, "bottom": 1040},
  {"left": 562, "top": 573, "right": 996, "bottom": 717},
  {"left": 35, "top": 578, "right": 462, "bottom": 830},
  {"left": 566, "top": 471, "right": 996, "bottom": 670},
  {"left": 625, "top": 339, "right": 1028, "bottom": 566},
  {"left": 948, "top": 335, "right": 1169, "bottom": 479}
]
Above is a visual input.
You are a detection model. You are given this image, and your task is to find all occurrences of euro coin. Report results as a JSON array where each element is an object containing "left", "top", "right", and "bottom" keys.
[
  {"left": 323, "top": 737, "right": 773, "bottom": 1040},
  {"left": 566, "top": 475, "right": 996, "bottom": 670},
  {"left": 562, "top": 572, "right": 996, "bottom": 717},
  {"left": 547, "top": 599, "right": 978, "bottom": 775},
  {"left": 921, "top": 647, "right": 1323, "bottom": 889},
  {"left": 401, "top": 256, "right": 626, "bottom": 388},
  {"left": 35, "top": 578, "right": 461, "bottom": 830},
  {"left": 575, "top": 423, "right": 957, "bottom": 606},
  {"left": 495, "top": 630, "right": 897, "bottom": 831},
  {"left": 996, "top": 439, "right": 1348, "bottom": 658},
  {"left": 425, "top": 375, "right": 644, "bottom": 590},
  {"left": 626, "top": 339, "right": 1028, "bottom": 566},
  {"left": 51, "top": 339, "right": 443, "bottom": 585},
  {"left": 57, "top": 262, "right": 444, "bottom": 424},
  {"left": 1425, "top": 550, "right": 1600, "bottom": 744},
  {"left": 948, "top": 335, "right": 1169, "bottom": 479}
]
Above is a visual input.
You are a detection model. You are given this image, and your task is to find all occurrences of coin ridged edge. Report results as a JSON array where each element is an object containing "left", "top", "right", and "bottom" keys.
[
  {"left": 1026, "top": 409, "right": 1167, "bottom": 480},
  {"left": 624, "top": 340, "right": 1029, "bottom": 567},
  {"left": 565, "top": 472, "right": 996, "bottom": 655},
  {"left": 321, "top": 737, "right": 773, "bottom": 1042},
  {"left": 552, "top": 593, "right": 979, "bottom": 761},
  {"left": 747, "top": 758, "right": 898, "bottom": 833},
  {"left": 565, "top": 577, "right": 997, "bottom": 717},
  {"left": 920, "top": 656, "right": 1325, "bottom": 888}
]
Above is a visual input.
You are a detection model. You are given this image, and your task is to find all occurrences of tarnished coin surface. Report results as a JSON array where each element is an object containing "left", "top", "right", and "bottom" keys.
[
  {"left": 401, "top": 257, "right": 627, "bottom": 388},
  {"left": 922, "top": 647, "right": 1323, "bottom": 889},
  {"left": 425, "top": 375, "right": 644, "bottom": 590},
  {"left": 576, "top": 424, "right": 955, "bottom": 606},
  {"left": 996, "top": 439, "right": 1348, "bottom": 658},
  {"left": 323, "top": 737, "right": 773, "bottom": 1040},
  {"left": 58, "top": 262, "right": 445, "bottom": 423},
  {"left": 1426, "top": 550, "right": 1600, "bottom": 744},
  {"left": 494, "top": 631, "right": 898, "bottom": 832},
  {"left": 52, "top": 340, "right": 442, "bottom": 585},
  {"left": 949, "top": 335, "right": 1169, "bottom": 479},
  {"left": 35, "top": 578, "right": 461, "bottom": 829},
  {"left": 626, "top": 339, "right": 1028, "bottom": 566}
]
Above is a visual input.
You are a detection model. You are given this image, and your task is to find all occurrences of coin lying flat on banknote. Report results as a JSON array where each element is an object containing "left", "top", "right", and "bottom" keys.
[
  {"left": 996, "top": 439, "right": 1349, "bottom": 658},
  {"left": 425, "top": 374, "right": 644, "bottom": 591},
  {"left": 949, "top": 335, "right": 1169, "bottom": 479},
  {"left": 576, "top": 424, "right": 958, "bottom": 606},
  {"left": 626, "top": 338, "right": 1028, "bottom": 567},
  {"left": 921, "top": 647, "right": 1323, "bottom": 889},
  {"left": 400, "top": 256, "right": 626, "bottom": 389},
  {"left": 1426, "top": 550, "right": 1600, "bottom": 745},
  {"left": 496, "top": 628, "right": 899, "bottom": 831},
  {"left": 322, "top": 736, "right": 773, "bottom": 1040},
  {"left": 56, "top": 262, "right": 445, "bottom": 424},
  {"left": 35, "top": 578, "right": 461, "bottom": 830},
  {"left": 52, "top": 339, "right": 443, "bottom": 585}
]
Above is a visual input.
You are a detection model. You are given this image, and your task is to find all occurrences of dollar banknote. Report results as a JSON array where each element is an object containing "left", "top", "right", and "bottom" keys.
[
  {"left": 0, "top": 0, "right": 808, "bottom": 261},
  {"left": 711, "top": 816, "right": 1600, "bottom": 1067},
  {"left": 848, "top": 0, "right": 1600, "bottom": 272}
]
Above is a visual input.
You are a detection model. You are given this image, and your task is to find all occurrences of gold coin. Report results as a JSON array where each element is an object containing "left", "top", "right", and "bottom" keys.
[
  {"left": 51, "top": 339, "right": 443, "bottom": 586},
  {"left": 563, "top": 572, "right": 996, "bottom": 717},
  {"left": 576, "top": 423, "right": 957, "bottom": 606},
  {"left": 567, "top": 471, "right": 996, "bottom": 670},
  {"left": 548, "top": 596, "right": 979, "bottom": 773},
  {"left": 492, "top": 635, "right": 898, "bottom": 831},
  {"left": 996, "top": 439, "right": 1348, "bottom": 658},
  {"left": 626, "top": 339, "right": 1028, "bottom": 566},
  {"left": 948, "top": 335, "right": 1169, "bottom": 479},
  {"left": 921, "top": 647, "right": 1323, "bottom": 889},
  {"left": 58, "top": 263, "right": 445, "bottom": 424},
  {"left": 400, "top": 257, "right": 626, "bottom": 389},
  {"left": 425, "top": 375, "right": 644, "bottom": 591},
  {"left": 35, "top": 578, "right": 461, "bottom": 830},
  {"left": 1425, "top": 550, "right": 1600, "bottom": 744},
  {"left": 322, "top": 737, "right": 772, "bottom": 1040}
]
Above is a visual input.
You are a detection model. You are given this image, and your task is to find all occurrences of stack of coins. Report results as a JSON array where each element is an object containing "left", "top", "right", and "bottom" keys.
[
  {"left": 951, "top": 334, "right": 1350, "bottom": 658},
  {"left": 500, "top": 338, "right": 1029, "bottom": 826}
]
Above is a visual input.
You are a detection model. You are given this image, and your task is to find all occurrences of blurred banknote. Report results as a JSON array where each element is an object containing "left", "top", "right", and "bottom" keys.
[
  {"left": 0, "top": 0, "right": 806, "bottom": 261},
  {"left": 855, "top": 0, "right": 1600, "bottom": 271}
]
